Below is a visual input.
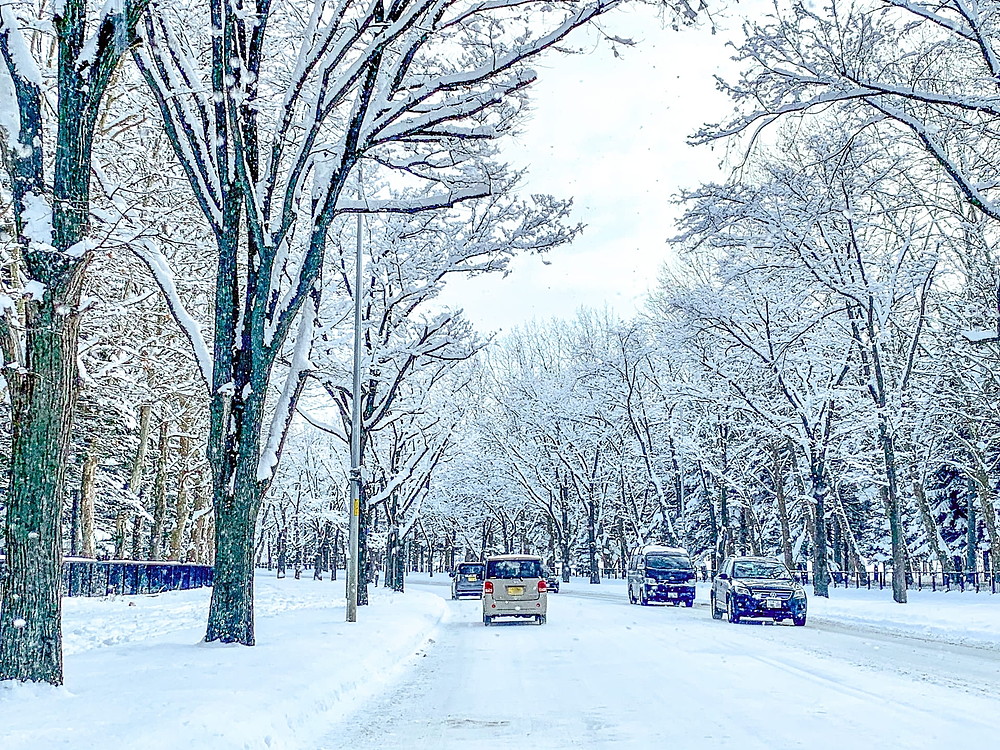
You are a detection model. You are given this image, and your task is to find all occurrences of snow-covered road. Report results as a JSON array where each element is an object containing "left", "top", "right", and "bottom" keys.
[{"left": 320, "top": 577, "right": 1000, "bottom": 749}]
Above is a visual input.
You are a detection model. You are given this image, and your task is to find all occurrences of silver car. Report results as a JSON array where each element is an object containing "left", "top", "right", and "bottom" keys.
[
  {"left": 482, "top": 554, "right": 548, "bottom": 625},
  {"left": 450, "top": 562, "right": 485, "bottom": 599}
]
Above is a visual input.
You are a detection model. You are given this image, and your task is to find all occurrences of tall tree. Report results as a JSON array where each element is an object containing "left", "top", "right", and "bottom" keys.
[
  {"left": 0, "top": 0, "right": 151, "bottom": 685},
  {"left": 133, "top": 0, "right": 654, "bottom": 644}
]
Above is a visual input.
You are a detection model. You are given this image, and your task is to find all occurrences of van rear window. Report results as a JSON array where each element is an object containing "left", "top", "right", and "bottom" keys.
[
  {"left": 486, "top": 559, "right": 543, "bottom": 579},
  {"left": 646, "top": 553, "right": 692, "bottom": 570},
  {"left": 456, "top": 564, "right": 484, "bottom": 578}
]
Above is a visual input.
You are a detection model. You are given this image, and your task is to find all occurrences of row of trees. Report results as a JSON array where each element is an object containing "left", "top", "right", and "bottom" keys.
[{"left": 416, "top": 0, "right": 1000, "bottom": 604}]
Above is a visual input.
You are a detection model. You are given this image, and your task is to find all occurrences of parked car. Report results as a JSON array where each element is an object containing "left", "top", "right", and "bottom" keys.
[
  {"left": 543, "top": 566, "right": 561, "bottom": 593},
  {"left": 627, "top": 545, "right": 696, "bottom": 607},
  {"left": 711, "top": 556, "right": 807, "bottom": 626},
  {"left": 482, "top": 554, "right": 548, "bottom": 625},
  {"left": 450, "top": 562, "right": 486, "bottom": 599}
]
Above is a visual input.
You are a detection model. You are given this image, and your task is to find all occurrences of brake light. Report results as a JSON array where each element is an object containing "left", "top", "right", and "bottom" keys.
[
  {"left": 538, "top": 579, "right": 547, "bottom": 593},
  {"left": 484, "top": 581, "right": 493, "bottom": 594}
]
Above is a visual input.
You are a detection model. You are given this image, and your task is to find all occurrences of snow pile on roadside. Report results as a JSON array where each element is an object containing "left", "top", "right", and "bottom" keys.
[
  {"left": 806, "top": 586, "right": 1000, "bottom": 647},
  {"left": 1, "top": 574, "right": 446, "bottom": 750}
]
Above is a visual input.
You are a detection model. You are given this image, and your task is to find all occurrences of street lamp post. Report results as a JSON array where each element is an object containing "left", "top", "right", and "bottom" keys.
[{"left": 347, "top": 204, "right": 364, "bottom": 623}]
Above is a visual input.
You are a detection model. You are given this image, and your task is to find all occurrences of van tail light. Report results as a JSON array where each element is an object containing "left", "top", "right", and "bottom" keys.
[
  {"left": 538, "top": 579, "right": 547, "bottom": 593},
  {"left": 484, "top": 581, "right": 493, "bottom": 595}
]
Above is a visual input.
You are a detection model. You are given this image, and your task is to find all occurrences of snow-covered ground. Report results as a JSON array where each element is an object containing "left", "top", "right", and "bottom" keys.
[{"left": 2, "top": 572, "right": 999, "bottom": 749}]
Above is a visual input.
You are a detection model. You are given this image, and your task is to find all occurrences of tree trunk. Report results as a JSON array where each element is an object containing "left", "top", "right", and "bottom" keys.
[
  {"left": 587, "top": 493, "right": 600, "bottom": 585},
  {"left": 809, "top": 454, "right": 830, "bottom": 598},
  {"left": 114, "top": 511, "right": 128, "bottom": 559},
  {"left": 973, "top": 469, "right": 1000, "bottom": 582},
  {"left": 0, "top": 290, "right": 83, "bottom": 683},
  {"left": 276, "top": 529, "right": 286, "bottom": 579},
  {"left": 912, "top": 471, "right": 952, "bottom": 575},
  {"left": 149, "top": 419, "right": 170, "bottom": 560},
  {"left": 879, "top": 424, "right": 907, "bottom": 603},
  {"left": 169, "top": 436, "right": 192, "bottom": 561},
  {"left": 357, "top": 497, "right": 371, "bottom": 605},
  {"left": 191, "top": 483, "right": 210, "bottom": 564},
  {"left": 80, "top": 450, "right": 97, "bottom": 558},
  {"left": 205, "top": 382, "right": 269, "bottom": 643},
  {"left": 772, "top": 445, "right": 793, "bottom": 570}
]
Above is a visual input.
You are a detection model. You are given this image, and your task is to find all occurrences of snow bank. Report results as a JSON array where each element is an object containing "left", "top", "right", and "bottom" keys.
[
  {"left": 806, "top": 586, "right": 1000, "bottom": 647},
  {"left": 1, "top": 573, "right": 446, "bottom": 750}
]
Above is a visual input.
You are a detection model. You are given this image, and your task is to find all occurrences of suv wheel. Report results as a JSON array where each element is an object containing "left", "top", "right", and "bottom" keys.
[
  {"left": 639, "top": 586, "right": 649, "bottom": 606},
  {"left": 711, "top": 593, "right": 722, "bottom": 619},
  {"left": 727, "top": 594, "right": 741, "bottom": 624},
  {"left": 627, "top": 584, "right": 636, "bottom": 605},
  {"left": 483, "top": 615, "right": 491, "bottom": 626}
]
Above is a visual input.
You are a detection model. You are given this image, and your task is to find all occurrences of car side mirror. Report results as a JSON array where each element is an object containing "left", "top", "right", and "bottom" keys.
[
  {"left": 716, "top": 573, "right": 729, "bottom": 580},
  {"left": 449, "top": 571, "right": 455, "bottom": 578}
]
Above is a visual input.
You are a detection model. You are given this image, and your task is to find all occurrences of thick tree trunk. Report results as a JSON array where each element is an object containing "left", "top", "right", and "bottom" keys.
[
  {"left": 205, "top": 374, "right": 269, "bottom": 643},
  {"left": 0, "top": 291, "right": 83, "bottom": 683},
  {"left": 809, "top": 456, "right": 830, "bottom": 598},
  {"left": 879, "top": 424, "right": 907, "bottom": 603},
  {"left": 205, "top": 500, "right": 258, "bottom": 644}
]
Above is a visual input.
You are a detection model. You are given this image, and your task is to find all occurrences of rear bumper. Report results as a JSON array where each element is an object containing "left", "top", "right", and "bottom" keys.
[
  {"left": 646, "top": 584, "right": 695, "bottom": 602},
  {"left": 483, "top": 594, "right": 547, "bottom": 617}
]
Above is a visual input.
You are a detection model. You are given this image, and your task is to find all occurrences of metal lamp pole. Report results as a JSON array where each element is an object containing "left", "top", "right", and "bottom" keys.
[{"left": 347, "top": 204, "right": 364, "bottom": 623}]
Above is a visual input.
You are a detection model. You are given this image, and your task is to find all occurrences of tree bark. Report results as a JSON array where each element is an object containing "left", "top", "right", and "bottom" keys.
[
  {"left": 0, "top": 290, "right": 83, "bottom": 683},
  {"left": 772, "top": 444, "right": 794, "bottom": 570},
  {"left": 80, "top": 450, "right": 98, "bottom": 558},
  {"left": 808, "top": 453, "right": 830, "bottom": 598},
  {"left": 879, "top": 424, "right": 907, "bottom": 603},
  {"left": 169, "top": 435, "right": 192, "bottom": 561},
  {"left": 149, "top": 419, "right": 169, "bottom": 560}
]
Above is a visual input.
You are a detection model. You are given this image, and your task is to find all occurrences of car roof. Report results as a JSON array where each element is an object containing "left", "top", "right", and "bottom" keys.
[
  {"left": 637, "top": 544, "right": 689, "bottom": 556},
  {"left": 728, "top": 556, "right": 786, "bottom": 563},
  {"left": 484, "top": 554, "right": 542, "bottom": 561}
]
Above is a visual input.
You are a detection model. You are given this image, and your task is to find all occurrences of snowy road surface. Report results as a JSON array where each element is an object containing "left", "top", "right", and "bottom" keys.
[{"left": 320, "top": 577, "right": 1000, "bottom": 750}]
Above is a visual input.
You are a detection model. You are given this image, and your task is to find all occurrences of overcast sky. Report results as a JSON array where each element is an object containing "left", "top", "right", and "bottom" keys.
[{"left": 436, "top": 3, "right": 757, "bottom": 332}]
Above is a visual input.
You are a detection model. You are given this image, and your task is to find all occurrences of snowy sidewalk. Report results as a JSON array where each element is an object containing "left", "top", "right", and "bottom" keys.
[{"left": 1, "top": 574, "right": 446, "bottom": 750}]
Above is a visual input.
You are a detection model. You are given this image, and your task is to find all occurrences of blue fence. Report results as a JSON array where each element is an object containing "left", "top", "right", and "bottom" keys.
[
  {"left": 0, "top": 559, "right": 213, "bottom": 597},
  {"left": 791, "top": 569, "right": 997, "bottom": 594}
]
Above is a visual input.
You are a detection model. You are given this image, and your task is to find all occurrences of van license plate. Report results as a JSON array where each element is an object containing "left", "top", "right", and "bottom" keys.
[
  {"left": 507, "top": 586, "right": 524, "bottom": 596},
  {"left": 466, "top": 575, "right": 477, "bottom": 581}
]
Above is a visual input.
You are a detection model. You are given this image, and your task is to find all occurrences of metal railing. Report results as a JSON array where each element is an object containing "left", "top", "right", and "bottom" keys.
[
  {"left": 791, "top": 569, "right": 997, "bottom": 594},
  {"left": 0, "top": 559, "right": 213, "bottom": 598}
]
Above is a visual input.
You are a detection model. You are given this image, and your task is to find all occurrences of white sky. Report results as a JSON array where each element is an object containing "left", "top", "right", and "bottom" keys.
[{"left": 436, "top": 3, "right": 758, "bottom": 332}]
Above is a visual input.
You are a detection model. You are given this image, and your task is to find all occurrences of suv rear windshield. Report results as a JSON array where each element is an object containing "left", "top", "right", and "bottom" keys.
[
  {"left": 456, "top": 564, "right": 484, "bottom": 578},
  {"left": 487, "top": 559, "right": 543, "bottom": 579},
  {"left": 645, "top": 553, "right": 692, "bottom": 571}
]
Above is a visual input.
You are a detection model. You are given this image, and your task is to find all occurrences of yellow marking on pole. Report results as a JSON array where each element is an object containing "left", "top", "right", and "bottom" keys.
[{"left": 353, "top": 498, "right": 360, "bottom": 516}]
